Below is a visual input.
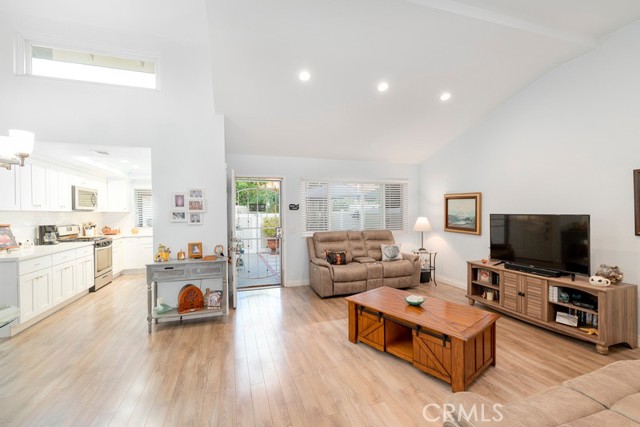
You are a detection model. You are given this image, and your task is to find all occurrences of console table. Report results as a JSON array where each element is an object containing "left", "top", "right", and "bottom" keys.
[
  {"left": 467, "top": 260, "right": 638, "bottom": 354},
  {"left": 146, "top": 258, "right": 227, "bottom": 333}
]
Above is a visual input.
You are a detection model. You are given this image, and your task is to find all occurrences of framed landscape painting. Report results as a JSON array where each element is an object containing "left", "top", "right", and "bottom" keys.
[{"left": 444, "top": 192, "right": 482, "bottom": 235}]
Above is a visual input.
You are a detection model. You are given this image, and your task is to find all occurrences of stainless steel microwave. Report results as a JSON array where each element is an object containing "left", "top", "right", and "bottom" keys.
[{"left": 72, "top": 186, "right": 98, "bottom": 210}]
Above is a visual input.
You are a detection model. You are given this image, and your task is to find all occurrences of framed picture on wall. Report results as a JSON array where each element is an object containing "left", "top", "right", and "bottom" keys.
[
  {"left": 189, "top": 188, "right": 204, "bottom": 199},
  {"left": 170, "top": 211, "right": 187, "bottom": 223},
  {"left": 172, "top": 192, "right": 186, "bottom": 209},
  {"left": 634, "top": 169, "right": 640, "bottom": 235},
  {"left": 188, "top": 212, "right": 203, "bottom": 225},
  {"left": 188, "top": 199, "right": 205, "bottom": 212},
  {"left": 444, "top": 192, "right": 482, "bottom": 235}
]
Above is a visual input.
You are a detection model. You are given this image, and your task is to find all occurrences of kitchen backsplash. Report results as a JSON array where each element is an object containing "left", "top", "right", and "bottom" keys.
[{"left": 0, "top": 211, "right": 147, "bottom": 244}]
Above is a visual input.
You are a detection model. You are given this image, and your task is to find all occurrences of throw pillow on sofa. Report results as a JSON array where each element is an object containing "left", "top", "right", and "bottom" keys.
[
  {"left": 326, "top": 250, "right": 348, "bottom": 265},
  {"left": 381, "top": 244, "right": 402, "bottom": 261}
]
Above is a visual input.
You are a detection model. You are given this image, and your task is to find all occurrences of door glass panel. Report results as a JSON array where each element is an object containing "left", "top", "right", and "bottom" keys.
[{"left": 235, "top": 179, "right": 282, "bottom": 288}]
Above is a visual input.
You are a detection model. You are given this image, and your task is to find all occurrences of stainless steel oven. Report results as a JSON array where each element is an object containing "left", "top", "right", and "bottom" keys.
[{"left": 94, "top": 238, "right": 113, "bottom": 290}]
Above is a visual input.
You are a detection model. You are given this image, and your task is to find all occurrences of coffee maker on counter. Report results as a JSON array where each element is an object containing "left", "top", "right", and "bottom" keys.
[{"left": 37, "top": 225, "right": 59, "bottom": 245}]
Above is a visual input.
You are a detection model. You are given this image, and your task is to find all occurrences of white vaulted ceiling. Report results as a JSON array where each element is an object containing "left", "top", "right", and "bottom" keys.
[
  {"left": 208, "top": 0, "right": 640, "bottom": 163},
  {"left": 3, "top": 1, "right": 640, "bottom": 164}
]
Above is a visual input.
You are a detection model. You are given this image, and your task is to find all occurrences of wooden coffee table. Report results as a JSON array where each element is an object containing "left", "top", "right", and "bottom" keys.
[{"left": 345, "top": 287, "right": 500, "bottom": 392}]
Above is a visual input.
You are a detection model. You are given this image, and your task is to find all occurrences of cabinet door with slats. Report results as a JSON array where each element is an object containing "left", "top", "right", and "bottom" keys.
[
  {"left": 524, "top": 277, "right": 544, "bottom": 320},
  {"left": 502, "top": 272, "right": 519, "bottom": 312}
]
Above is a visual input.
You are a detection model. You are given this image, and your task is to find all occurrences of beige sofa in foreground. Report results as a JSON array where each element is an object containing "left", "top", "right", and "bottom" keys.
[
  {"left": 444, "top": 359, "right": 640, "bottom": 427},
  {"left": 306, "top": 230, "right": 420, "bottom": 297}
]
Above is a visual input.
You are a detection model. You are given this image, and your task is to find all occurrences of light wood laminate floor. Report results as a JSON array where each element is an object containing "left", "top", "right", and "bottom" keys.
[{"left": 1, "top": 274, "right": 638, "bottom": 427}]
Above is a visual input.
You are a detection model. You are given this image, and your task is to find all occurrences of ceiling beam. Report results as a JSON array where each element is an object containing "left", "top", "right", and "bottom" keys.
[{"left": 404, "top": 0, "right": 597, "bottom": 48}]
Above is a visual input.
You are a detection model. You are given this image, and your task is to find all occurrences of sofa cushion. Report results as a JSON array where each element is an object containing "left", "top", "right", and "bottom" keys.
[
  {"left": 334, "top": 280, "right": 367, "bottom": 295},
  {"left": 448, "top": 386, "right": 605, "bottom": 427},
  {"left": 612, "top": 394, "right": 640, "bottom": 424},
  {"left": 381, "top": 259, "right": 414, "bottom": 278},
  {"left": 559, "top": 410, "right": 640, "bottom": 427},
  {"left": 347, "top": 231, "right": 368, "bottom": 258},
  {"left": 563, "top": 360, "right": 640, "bottom": 408},
  {"left": 326, "top": 250, "right": 348, "bottom": 265},
  {"left": 362, "top": 230, "right": 396, "bottom": 260},
  {"left": 331, "top": 263, "right": 368, "bottom": 282},
  {"left": 313, "top": 232, "right": 353, "bottom": 262},
  {"left": 381, "top": 244, "right": 402, "bottom": 261}
]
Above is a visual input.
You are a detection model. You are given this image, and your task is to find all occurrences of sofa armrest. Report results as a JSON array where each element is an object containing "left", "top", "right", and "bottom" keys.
[
  {"left": 402, "top": 252, "right": 418, "bottom": 263},
  {"left": 353, "top": 257, "right": 377, "bottom": 263},
  {"left": 310, "top": 257, "right": 331, "bottom": 268}
]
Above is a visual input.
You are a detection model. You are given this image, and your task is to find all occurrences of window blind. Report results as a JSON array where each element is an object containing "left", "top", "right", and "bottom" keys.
[
  {"left": 301, "top": 180, "right": 407, "bottom": 234},
  {"left": 134, "top": 189, "right": 153, "bottom": 227}
]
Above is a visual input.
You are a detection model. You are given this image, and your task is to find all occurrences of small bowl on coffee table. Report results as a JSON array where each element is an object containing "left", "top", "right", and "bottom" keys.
[{"left": 405, "top": 295, "right": 425, "bottom": 307}]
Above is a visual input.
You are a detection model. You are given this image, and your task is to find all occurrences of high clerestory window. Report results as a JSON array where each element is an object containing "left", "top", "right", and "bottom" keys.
[
  {"left": 301, "top": 180, "right": 408, "bottom": 234},
  {"left": 24, "top": 42, "right": 157, "bottom": 89}
]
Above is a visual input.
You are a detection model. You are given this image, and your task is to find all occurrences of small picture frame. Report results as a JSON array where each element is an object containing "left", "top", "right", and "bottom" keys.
[
  {"left": 188, "top": 212, "right": 203, "bottom": 225},
  {"left": 172, "top": 192, "right": 186, "bottom": 209},
  {"left": 189, "top": 188, "right": 204, "bottom": 199},
  {"left": 207, "top": 290, "right": 223, "bottom": 310},
  {"left": 188, "top": 242, "right": 203, "bottom": 259},
  {"left": 0, "top": 224, "right": 18, "bottom": 250},
  {"left": 444, "top": 192, "right": 482, "bottom": 235},
  {"left": 170, "top": 211, "right": 187, "bottom": 223},
  {"left": 188, "top": 199, "right": 205, "bottom": 212},
  {"left": 478, "top": 269, "right": 491, "bottom": 283}
]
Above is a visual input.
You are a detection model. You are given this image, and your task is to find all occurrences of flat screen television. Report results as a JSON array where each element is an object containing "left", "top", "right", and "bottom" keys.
[{"left": 490, "top": 214, "right": 590, "bottom": 276}]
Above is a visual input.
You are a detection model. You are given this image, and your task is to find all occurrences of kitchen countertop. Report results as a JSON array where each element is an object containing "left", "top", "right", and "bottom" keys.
[{"left": 0, "top": 241, "right": 94, "bottom": 262}]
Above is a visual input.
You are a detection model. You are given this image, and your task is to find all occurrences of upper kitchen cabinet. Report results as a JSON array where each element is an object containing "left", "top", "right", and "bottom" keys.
[
  {"left": 0, "top": 168, "right": 20, "bottom": 210},
  {"left": 107, "top": 180, "right": 130, "bottom": 212},
  {"left": 20, "top": 164, "right": 49, "bottom": 211},
  {"left": 46, "top": 169, "right": 72, "bottom": 212}
]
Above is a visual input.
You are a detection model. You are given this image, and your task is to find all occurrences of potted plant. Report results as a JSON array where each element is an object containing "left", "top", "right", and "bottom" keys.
[{"left": 262, "top": 216, "right": 280, "bottom": 253}]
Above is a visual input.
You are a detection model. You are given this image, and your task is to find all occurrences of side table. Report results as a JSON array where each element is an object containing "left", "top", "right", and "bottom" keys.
[{"left": 412, "top": 249, "right": 437, "bottom": 286}]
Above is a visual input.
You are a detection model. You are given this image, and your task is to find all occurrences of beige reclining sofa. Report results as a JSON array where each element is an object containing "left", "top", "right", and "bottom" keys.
[
  {"left": 444, "top": 359, "right": 640, "bottom": 427},
  {"left": 306, "top": 230, "right": 420, "bottom": 297}
]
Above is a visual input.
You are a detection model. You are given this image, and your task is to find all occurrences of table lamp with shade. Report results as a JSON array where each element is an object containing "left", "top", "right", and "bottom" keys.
[{"left": 413, "top": 216, "right": 431, "bottom": 251}]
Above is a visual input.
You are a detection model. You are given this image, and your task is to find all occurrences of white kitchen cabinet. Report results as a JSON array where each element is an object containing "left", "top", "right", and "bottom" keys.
[
  {"left": 122, "top": 237, "right": 154, "bottom": 271},
  {"left": 140, "top": 237, "right": 154, "bottom": 266},
  {"left": 112, "top": 238, "right": 124, "bottom": 276},
  {"left": 20, "top": 164, "right": 49, "bottom": 211},
  {"left": 47, "top": 169, "right": 72, "bottom": 212},
  {"left": 52, "top": 260, "right": 76, "bottom": 304},
  {"left": 19, "top": 268, "right": 52, "bottom": 322},
  {"left": 76, "top": 255, "right": 94, "bottom": 292},
  {"left": 95, "top": 179, "right": 108, "bottom": 212},
  {"left": 0, "top": 167, "right": 20, "bottom": 210},
  {"left": 107, "top": 180, "right": 130, "bottom": 212}
]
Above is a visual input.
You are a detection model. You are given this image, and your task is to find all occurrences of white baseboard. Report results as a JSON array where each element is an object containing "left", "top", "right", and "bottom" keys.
[
  {"left": 284, "top": 280, "right": 309, "bottom": 288},
  {"left": 435, "top": 274, "right": 466, "bottom": 290}
]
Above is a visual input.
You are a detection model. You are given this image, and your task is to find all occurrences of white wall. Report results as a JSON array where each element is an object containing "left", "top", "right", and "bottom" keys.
[
  {"left": 227, "top": 154, "right": 421, "bottom": 286},
  {"left": 0, "top": 11, "right": 227, "bottom": 255},
  {"left": 419, "top": 23, "right": 640, "bottom": 323}
]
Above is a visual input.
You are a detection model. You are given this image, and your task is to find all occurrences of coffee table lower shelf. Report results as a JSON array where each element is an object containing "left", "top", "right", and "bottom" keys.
[{"left": 347, "top": 299, "right": 497, "bottom": 392}]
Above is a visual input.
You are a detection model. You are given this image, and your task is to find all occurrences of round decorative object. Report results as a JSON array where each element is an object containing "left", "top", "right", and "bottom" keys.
[
  {"left": 178, "top": 284, "right": 204, "bottom": 313},
  {"left": 589, "top": 275, "right": 611, "bottom": 287},
  {"left": 595, "top": 264, "right": 623, "bottom": 284},
  {"left": 405, "top": 295, "right": 425, "bottom": 306}
]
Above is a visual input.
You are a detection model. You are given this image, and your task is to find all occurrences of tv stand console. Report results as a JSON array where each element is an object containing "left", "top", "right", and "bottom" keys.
[{"left": 467, "top": 260, "right": 637, "bottom": 354}]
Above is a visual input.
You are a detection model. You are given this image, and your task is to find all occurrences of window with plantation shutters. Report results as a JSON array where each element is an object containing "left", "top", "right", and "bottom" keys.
[
  {"left": 301, "top": 180, "right": 407, "bottom": 234},
  {"left": 134, "top": 189, "right": 153, "bottom": 227}
]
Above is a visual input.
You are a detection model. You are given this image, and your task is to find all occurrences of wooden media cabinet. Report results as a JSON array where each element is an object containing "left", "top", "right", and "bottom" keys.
[{"left": 467, "top": 260, "right": 637, "bottom": 354}]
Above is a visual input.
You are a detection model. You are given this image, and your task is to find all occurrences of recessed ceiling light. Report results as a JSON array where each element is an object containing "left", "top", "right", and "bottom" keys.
[
  {"left": 440, "top": 92, "right": 452, "bottom": 101},
  {"left": 94, "top": 150, "right": 111, "bottom": 156},
  {"left": 377, "top": 82, "right": 389, "bottom": 92},
  {"left": 298, "top": 70, "right": 311, "bottom": 82}
]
